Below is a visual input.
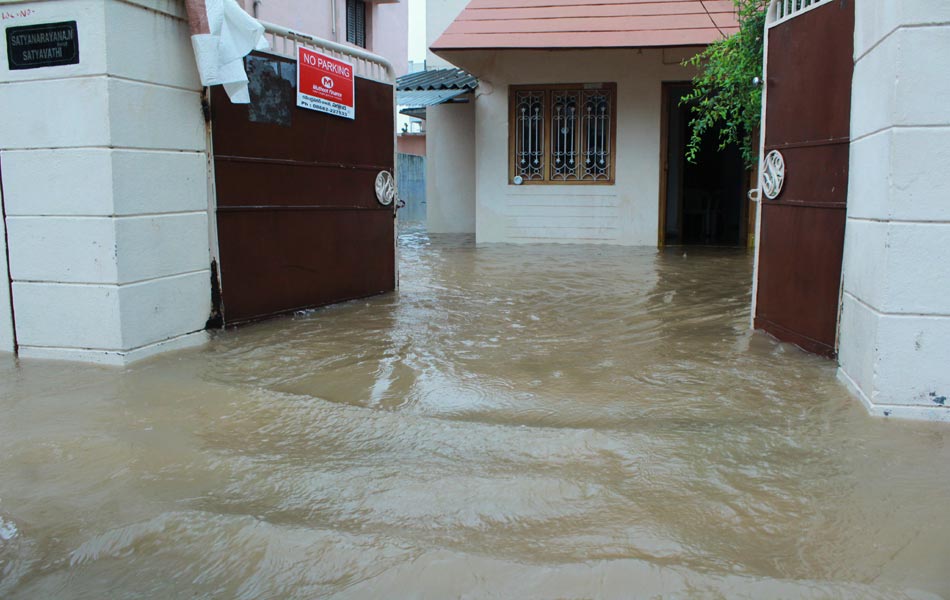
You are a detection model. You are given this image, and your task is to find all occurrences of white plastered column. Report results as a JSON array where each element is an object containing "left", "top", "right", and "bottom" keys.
[
  {"left": 838, "top": 0, "right": 950, "bottom": 421},
  {"left": 0, "top": 0, "right": 212, "bottom": 364},
  {"left": 426, "top": 99, "right": 477, "bottom": 234}
]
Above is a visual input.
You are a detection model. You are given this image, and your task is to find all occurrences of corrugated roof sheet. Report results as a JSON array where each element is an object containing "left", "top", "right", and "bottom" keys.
[
  {"left": 397, "top": 68, "right": 479, "bottom": 91},
  {"left": 431, "top": 0, "right": 741, "bottom": 51},
  {"left": 397, "top": 88, "right": 471, "bottom": 108}
]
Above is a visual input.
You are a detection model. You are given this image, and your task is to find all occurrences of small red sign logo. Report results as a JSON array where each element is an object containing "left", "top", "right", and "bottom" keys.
[{"left": 297, "top": 47, "right": 355, "bottom": 119}]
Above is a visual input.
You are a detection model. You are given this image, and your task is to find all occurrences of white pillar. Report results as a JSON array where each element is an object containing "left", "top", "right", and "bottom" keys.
[
  {"left": 838, "top": 0, "right": 950, "bottom": 421},
  {"left": 426, "top": 99, "right": 477, "bottom": 234},
  {"left": 0, "top": 0, "right": 212, "bottom": 364}
]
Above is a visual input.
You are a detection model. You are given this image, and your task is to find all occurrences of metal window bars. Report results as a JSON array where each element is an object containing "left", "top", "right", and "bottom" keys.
[
  {"left": 512, "top": 85, "right": 614, "bottom": 184},
  {"left": 515, "top": 90, "right": 546, "bottom": 182},
  {"left": 580, "top": 90, "right": 611, "bottom": 181},
  {"left": 550, "top": 91, "right": 580, "bottom": 181}
]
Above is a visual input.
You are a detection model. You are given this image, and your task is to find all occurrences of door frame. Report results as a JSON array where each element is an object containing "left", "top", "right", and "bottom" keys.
[
  {"left": 658, "top": 81, "right": 691, "bottom": 247},
  {"left": 659, "top": 81, "right": 753, "bottom": 248}
]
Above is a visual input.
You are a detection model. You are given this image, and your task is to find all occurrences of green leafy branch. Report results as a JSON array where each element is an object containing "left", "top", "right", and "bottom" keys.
[{"left": 682, "top": 0, "right": 767, "bottom": 167}]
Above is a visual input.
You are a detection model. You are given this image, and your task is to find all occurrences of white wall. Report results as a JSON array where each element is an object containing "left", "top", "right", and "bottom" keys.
[
  {"left": 423, "top": 0, "right": 476, "bottom": 233},
  {"left": 0, "top": 0, "right": 211, "bottom": 364},
  {"left": 426, "top": 99, "right": 476, "bottom": 233},
  {"left": 437, "top": 48, "right": 699, "bottom": 245},
  {"left": 838, "top": 0, "right": 950, "bottom": 421}
]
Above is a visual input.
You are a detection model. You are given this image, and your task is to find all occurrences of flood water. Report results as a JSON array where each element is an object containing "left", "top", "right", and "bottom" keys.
[{"left": 1, "top": 227, "right": 949, "bottom": 599}]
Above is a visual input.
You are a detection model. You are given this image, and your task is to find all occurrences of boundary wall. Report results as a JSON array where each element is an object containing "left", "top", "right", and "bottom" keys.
[
  {"left": 837, "top": 1, "right": 950, "bottom": 421},
  {"left": 0, "top": 0, "right": 211, "bottom": 364}
]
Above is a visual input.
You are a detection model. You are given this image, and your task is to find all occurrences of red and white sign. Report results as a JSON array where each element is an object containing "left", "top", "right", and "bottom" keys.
[{"left": 297, "top": 47, "right": 355, "bottom": 119}]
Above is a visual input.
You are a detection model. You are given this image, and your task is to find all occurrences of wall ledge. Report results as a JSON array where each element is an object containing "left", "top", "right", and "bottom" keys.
[
  {"left": 838, "top": 367, "right": 950, "bottom": 423},
  {"left": 16, "top": 330, "right": 207, "bottom": 366}
]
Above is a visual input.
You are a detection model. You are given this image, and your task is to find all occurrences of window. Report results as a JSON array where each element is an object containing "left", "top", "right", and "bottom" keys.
[
  {"left": 346, "top": 0, "right": 366, "bottom": 48},
  {"left": 509, "top": 83, "right": 617, "bottom": 185}
]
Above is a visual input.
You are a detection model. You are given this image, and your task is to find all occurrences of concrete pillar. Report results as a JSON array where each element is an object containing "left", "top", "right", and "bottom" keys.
[
  {"left": 0, "top": 0, "right": 212, "bottom": 364},
  {"left": 838, "top": 0, "right": 950, "bottom": 421},
  {"left": 426, "top": 99, "right": 476, "bottom": 234}
]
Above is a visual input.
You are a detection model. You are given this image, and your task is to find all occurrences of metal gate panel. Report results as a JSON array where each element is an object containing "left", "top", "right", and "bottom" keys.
[
  {"left": 754, "top": 0, "right": 854, "bottom": 357},
  {"left": 211, "top": 51, "right": 395, "bottom": 325}
]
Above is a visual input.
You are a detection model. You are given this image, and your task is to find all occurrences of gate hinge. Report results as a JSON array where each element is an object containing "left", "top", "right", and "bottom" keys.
[{"left": 201, "top": 88, "right": 212, "bottom": 124}]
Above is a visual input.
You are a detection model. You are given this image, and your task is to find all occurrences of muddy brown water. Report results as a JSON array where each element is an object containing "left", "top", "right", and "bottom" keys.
[{"left": 1, "top": 227, "right": 949, "bottom": 599}]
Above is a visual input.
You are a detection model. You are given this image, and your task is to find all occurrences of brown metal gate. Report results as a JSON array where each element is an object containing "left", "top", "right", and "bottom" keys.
[
  {"left": 754, "top": 0, "right": 854, "bottom": 357},
  {"left": 210, "top": 51, "right": 395, "bottom": 325}
]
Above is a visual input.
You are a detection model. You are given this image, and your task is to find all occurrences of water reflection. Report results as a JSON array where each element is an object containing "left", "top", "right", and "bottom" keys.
[{"left": 1, "top": 226, "right": 948, "bottom": 598}]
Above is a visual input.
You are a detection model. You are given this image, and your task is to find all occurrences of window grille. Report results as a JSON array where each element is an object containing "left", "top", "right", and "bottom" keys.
[
  {"left": 581, "top": 90, "right": 612, "bottom": 181},
  {"left": 346, "top": 0, "right": 366, "bottom": 48},
  {"left": 510, "top": 83, "right": 616, "bottom": 185},
  {"left": 550, "top": 90, "right": 579, "bottom": 181},
  {"left": 514, "top": 90, "right": 545, "bottom": 182}
]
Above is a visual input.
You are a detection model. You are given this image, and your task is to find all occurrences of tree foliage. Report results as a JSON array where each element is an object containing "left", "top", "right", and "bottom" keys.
[{"left": 682, "top": 0, "right": 767, "bottom": 167}]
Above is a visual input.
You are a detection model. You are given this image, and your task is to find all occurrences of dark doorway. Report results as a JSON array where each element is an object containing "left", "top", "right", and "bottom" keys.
[{"left": 661, "top": 83, "right": 746, "bottom": 246}]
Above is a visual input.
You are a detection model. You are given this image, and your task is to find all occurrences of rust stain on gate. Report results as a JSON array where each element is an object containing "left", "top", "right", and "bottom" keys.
[
  {"left": 755, "top": 0, "right": 854, "bottom": 358},
  {"left": 211, "top": 51, "right": 395, "bottom": 326}
]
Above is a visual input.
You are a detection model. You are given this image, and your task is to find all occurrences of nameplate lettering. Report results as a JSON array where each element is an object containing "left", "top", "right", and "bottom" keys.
[{"left": 6, "top": 21, "right": 79, "bottom": 70}]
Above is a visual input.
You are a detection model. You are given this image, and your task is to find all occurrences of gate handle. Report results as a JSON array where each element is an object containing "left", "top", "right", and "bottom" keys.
[{"left": 375, "top": 171, "right": 396, "bottom": 206}]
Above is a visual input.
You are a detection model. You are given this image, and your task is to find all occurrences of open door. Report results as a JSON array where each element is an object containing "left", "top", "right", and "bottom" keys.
[
  {"left": 753, "top": 0, "right": 853, "bottom": 358},
  {"left": 660, "top": 83, "right": 747, "bottom": 247}
]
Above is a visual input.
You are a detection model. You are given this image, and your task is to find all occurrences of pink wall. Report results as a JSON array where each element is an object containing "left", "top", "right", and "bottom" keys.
[
  {"left": 240, "top": 0, "right": 408, "bottom": 76},
  {"left": 397, "top": 134, "right": 426, "bottom": 156},
  {"left": 370, "top": 0, "right": 409, "bottom": 77}
]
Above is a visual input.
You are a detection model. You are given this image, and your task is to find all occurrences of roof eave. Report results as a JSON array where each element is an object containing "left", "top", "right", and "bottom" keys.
[
  {"left": 432, "top": 42, "right": 713, "bottom": 52},
  {"left": 430, "top": 35, "right": 730, "bottom": 54}
]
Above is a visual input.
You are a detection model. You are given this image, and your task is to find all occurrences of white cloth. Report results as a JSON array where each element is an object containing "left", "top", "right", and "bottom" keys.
[{"left": 190, "top": 0, "right": 269, "bottom": 104}]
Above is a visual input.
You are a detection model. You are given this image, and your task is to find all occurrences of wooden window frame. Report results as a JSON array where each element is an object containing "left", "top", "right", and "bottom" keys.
[{"left": 508, "top": 82, "right": 617, "bottom": 186}]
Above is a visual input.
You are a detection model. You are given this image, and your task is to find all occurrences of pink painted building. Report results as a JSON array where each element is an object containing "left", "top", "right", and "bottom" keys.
[{"left": 238, "top": 0, "right": 409, "bottom": 76}]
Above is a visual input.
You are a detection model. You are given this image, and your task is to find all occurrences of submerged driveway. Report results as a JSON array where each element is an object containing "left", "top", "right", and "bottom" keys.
[{"left": 1, "top": 227, "right": 949, "bottom": 598}]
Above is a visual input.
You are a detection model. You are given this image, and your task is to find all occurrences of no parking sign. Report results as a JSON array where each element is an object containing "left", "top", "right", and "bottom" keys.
[{"left": 297, "top": 46, "right": 355, "bottom": 119}]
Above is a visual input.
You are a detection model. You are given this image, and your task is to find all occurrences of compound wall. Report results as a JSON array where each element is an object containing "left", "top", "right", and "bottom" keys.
[
  {"left": 0, "top": 0, "right": 211, "bottom": 364},
  {"left": 838, "top": 0, "right": 950, "bottom": 421}
]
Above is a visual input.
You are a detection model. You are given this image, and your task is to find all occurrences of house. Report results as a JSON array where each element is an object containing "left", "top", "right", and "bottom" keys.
[
  {"left": 424, "top": 0, "right": 950, "bottom": 422},
  {"left": 237, "top": 0, "right": 409, "bottom": 76},
  {"left": 424, "top": 0, "right": 743, "bottom": 244}
]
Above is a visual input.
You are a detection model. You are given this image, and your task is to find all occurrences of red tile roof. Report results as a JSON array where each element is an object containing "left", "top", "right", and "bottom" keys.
[{"left": 431, "top": 0, "right": 740, "bottom": 51}]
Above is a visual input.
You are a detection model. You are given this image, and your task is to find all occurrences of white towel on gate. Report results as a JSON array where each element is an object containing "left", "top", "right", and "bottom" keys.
[{"left": 187, "top": 0, "right": 269, "bottom": 104}]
